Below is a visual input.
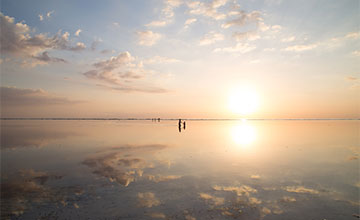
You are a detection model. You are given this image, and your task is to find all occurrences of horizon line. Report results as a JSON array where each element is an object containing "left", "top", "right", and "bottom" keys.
[{"left": 1, "top": 117, "right": 359, "bottom": 121}]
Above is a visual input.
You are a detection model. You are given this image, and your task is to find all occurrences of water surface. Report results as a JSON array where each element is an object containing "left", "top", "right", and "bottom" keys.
[{"left": 1, "top": 120, "right": 359, "bottom": 219}]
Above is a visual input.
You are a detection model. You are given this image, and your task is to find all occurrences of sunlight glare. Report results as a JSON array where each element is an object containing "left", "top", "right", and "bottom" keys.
[
  {"left": 228, "top": 86, "right": 259, "bottom": 116},
  {"left": 231, "top": 121, "right": 257, "bottom": 147}
]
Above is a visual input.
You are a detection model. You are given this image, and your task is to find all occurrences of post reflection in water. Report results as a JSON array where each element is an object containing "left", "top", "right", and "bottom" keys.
[{"left": 230, "top": 120, "right": 257, "bottom": 147}]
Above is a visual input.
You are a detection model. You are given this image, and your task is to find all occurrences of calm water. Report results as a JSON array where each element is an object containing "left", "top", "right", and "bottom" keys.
[{"left": 1, "top": 120, "right": 359, "bottom": 219}]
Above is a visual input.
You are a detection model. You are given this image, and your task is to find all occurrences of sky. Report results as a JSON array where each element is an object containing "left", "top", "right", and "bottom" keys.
[{"left": 0, "top": 0, "right": 359, "bottom": 118}]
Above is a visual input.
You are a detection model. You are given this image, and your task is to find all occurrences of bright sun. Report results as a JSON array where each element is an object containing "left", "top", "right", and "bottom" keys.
[{"left": 228, "top": 86, "right": 259, "bottom": 116}]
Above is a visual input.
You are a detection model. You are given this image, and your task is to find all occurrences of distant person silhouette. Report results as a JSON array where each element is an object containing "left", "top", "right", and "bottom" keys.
[
  {"left": 158, "top": 118, "right": 160, "bottom": 122},
  {"left": 183, "top": 121, "right": 186, "bottom": 130},
  {"left": 178, "top": 119, "right": 182, "bottom": 132}
]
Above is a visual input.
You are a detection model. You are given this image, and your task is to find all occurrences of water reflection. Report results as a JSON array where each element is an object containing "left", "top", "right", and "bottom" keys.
[
  {"left": 230, "top": 120, "right": 257, "bottom": 146},
  {"left": 1, "top": 120, "right": 358, "bottom": 219}
]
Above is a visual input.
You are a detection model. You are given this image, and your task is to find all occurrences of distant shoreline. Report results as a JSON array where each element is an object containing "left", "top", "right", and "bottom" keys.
[{"left": 1, "top": 118, "right": 359, "bottom": 121}]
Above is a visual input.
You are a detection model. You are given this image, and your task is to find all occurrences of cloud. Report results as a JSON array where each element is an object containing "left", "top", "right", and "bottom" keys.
[
  {"left": 199, "top": 193, "right": 225, "bottom": 206},
  {"left": 90, "top": 38, "right": 103, "bottom": 51},
  {"left": 83, "top": 51, "right": 138, "bottom": 85},
  {"left": 97, "top": 84, "right": 169, "bottom": 94},
  {"left": 146, "top": 212, "right": 166, "bottom": 219},
  {"left": 281, "top": 36, "right": 295, "bottom": 42},
  {"left": 250, "top": 174, "right": 261, "bottom": 179},
  {"left": 264, "top": 47, "right": 275, "bottom": 52},
  {"left": 46, "top": 11, "right": 54, "bottom": 18},
  {"left": 187, "top": 0, "right": 228, "bottom": 20},
  {"left": 136, "top": 30, "right": 161, "bottom": 46},
  {"left": 271, "top": 25, "right": 282, "bottom": 32},
  {"left": 0, "top": 13, "right": 86, "bottom": 65},
  {"left": 83, "top": 52, "right": 168, "bottom": 93},
  {"left": 232, "top": 31, "right": 260, "bottom": 41},
  {"left": 184, "top": 18, "right": 197, "bottom": 28},
  {"left": 146, "top": 175, "right": 181, "bottom": 183},
  {"left": 199, "top": 31, "right": 224, "bottom": 45},
  {"left": 214, "top": 42, "right": 256, "bottom": 53},
  {"left": 213, "top": 185, "right": 257, "bottom": 197},
  {"left": 284, "top": 186, "right": 319, "bottom": 194},
  {"left": 144, "top": 55, "right": 180, "bottom": 64},
  {"left": 138, "top": 192, "right": 160, "bottom": 207},
  {"left": 346, "top": 76, "right": 357, "bottom": 81},
  {"left": 352, "top": 50, "right": 360, "bottom": 56},
  {"left": 38, "top": 14, "right": 43, "bottom": 21},
  {"left": 284, "top": 43, "right": 318, "bottom": 52},
  {"left": 0, "top": 86, "right": 81, "bottom": 106},
  {"left": 1, "top": 169, "right": 83, "bottom": 219},
  {"left": 146, "top": 0, "right": 183, "bottom": 27},
  {"left": 32, "top": 51, "right": 67, "bottom": 65},
  {"left": 82, "top": 144, "right": 168, "bottom": 186},
  {"left": 75, "top": 29, "right": 82, "bottom": 36},
  {"left": 280, "top": 196, "right": 296, "bottom": 203},
  {"left": 222, "top": 10, "right": 265, "bottom": 29},
  {"left": 345, "top": 32, "right": 360, "bottom": 39}
]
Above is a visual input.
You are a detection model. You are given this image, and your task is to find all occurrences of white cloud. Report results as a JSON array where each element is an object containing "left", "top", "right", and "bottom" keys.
[
  {"left": 144, "top": 55, "right": 180, "bottom": 64},
  {"left": 84, "top": 52, "right": 140, "bottom": 83},
  {"left": 222, "top": 10, "right": 263, "bottom": 29},
  {"left": 284, "top": 43, "right": 318, "bottom": 52},
  {"left": 146, "top": 0, "right": 183, "bottom": 27},
  {"left": 214, "top": 42, "right": 256, "bottom": 53},
  {"left": 352, "top": 50, "right": 360, "bottom": 56},
  {"left": 345, "top": 32, "right": 360, "bottom": 39},
  {"left": 271, "top": 25, "right": 282, "bottom": 32},
  {"left": 84, "top": 52, "right": 168, "bottom": 93},
  {"left": 0, "top": 12, "right": 86, "bottom": 65},
  {"left": 264, "top": 47, "right": 275, "bottom": 52},
  {"left": 281, "top": 36, "right": 295, "bottom": 42},
  {"left": 38, "top": 14, "right": 43, "bottom": 21},
  {"left": 75, "top": 29, "right": 82, "bottom": 36},
  {"left": 232, "top": 31, "right": 260, "bottom": 41},
  {"left": 136, "top": 30, "right": 161, "bottom": 46},
  {"left": 184, "top": 18, "right": 197, "bottom": 28},
  {"left": 46, "top": 11, "right": 54, "bottom": 18},
  {"left": 199, "top": 31, "right": 224, "bottom": 45},
  {"left": 146, "top": 20, "right": 168, "bottom": 27},
  {"left": 187, "top": 0, "right": 228, "bottom": 20}
]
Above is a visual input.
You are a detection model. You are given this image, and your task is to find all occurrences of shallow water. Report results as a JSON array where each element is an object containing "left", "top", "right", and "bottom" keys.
[{"left": 1, "top": 120, "right": 359, "bottom": 219}]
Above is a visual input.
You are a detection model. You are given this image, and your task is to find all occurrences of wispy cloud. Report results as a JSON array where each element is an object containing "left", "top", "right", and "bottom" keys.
[
  {"left": 144, "top": 55, "right": 180, "bottom": 64},
  {"left": 136, "top": 30, "right": 161, "bottom": 46},
  {"left": 232, "top": 31, "right": 260, "bottom": 41},
  {"left": 222, "top": 10, "right": 265, "bottom": 29},
  {"left": 146, "top": 0, "right": 183, "bottom": 27},
  {"left": 352, "top": 50, "right": 360, "bottom": 56},
  {"left": 187, "top": 0, "right": 228, "bottom": 20},
  {"left": 281, "top": 36, "right": 295, "bottom": 42},
  {"left": 75, "top": 29, "right": 82, "bottom": 36},
  {"left": 199, "top": 31, "right": 224, "bottom": 45},
  {"left": 184, "top": 18, "right": 197, "bottom": 28},
  {"left": 46, "top": 10, "right": 54, "bottom": 18},
  {"left": 284, "top": 43, "right": 318, "bottom": 52},
  {"left": 214, "top": 42, "right": 256, "bottom": 53},
  {"left": 0, "top": 86, "right": 81, "bottom": 106}
]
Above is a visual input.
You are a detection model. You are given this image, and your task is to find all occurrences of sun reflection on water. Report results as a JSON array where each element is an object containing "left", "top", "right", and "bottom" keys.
[{"left": 230, "top": 120, "right": 257, "bottom": 147}]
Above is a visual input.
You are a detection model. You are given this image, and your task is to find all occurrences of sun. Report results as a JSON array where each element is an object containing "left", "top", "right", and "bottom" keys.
[{"left": 228, "top": 86, "right": 259, "bottom": 116}]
